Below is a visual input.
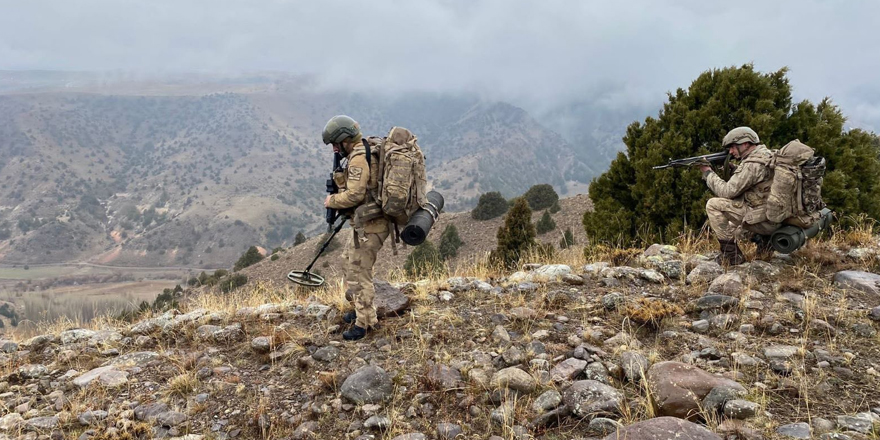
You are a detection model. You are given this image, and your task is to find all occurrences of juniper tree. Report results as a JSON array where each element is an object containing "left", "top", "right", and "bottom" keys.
[
  {"left": 438, "top": 224, "right": 463, "bottom": 260},
  {"left": 491, "top": 197, "right": 537, "bottom": 268},
  {"left": 584, "top": 64, "right": 880, "bottom": 245},
  {"left": 234, "top": 246, "right": 264, "bottom": 271},
  {"left": 523, "top": 184, "right": 559, "bottom": 211},
  {"left": 294, "top": 231, "right": 306, "bottom": 246},
  {"left": 472, "top": 191, "right": 509, "bottom": 220},
  {"left": 536, "top": 210, "right": 556, "bottom": 235}
]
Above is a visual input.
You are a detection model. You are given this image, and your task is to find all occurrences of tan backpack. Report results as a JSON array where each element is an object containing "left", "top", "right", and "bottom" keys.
[{"left": 765, "top": 140, "right": 827, "bottom": 227}]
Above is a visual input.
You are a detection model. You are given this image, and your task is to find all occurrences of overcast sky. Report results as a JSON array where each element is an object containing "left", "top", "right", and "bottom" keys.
[{"left": 2, "top": 0, "right": 879, "bottom": 129}]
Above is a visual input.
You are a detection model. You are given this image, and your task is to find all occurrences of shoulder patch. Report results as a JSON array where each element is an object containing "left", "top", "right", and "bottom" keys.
[{"left": 348, "top": 166, "right": 363, "bottom": 181}]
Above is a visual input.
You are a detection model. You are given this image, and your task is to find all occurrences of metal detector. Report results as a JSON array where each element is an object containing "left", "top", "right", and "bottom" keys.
[{"left": 287, "top": 217, "right": 348, "bottom": 287}]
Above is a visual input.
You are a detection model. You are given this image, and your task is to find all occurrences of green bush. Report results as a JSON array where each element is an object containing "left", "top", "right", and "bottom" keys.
[
  {"left": 523, "top": 184, "right": 559, "bottom": 211},
  {"left": 404, "top": 240, "right": 445, "bottom": 278},
  {"left": 584, "top": 64, "right": 880, "bottom": 245},
  {"left": 560, "top": 227, "right": 576, "bottom": 249},
  {"left": 220, "top": 274, "right": 249, "bottom": 293},
  {"left": 549, "top": 199, "right": 561, "bottom": 214},
  {"left": 490, "top": 198, "right": 537, "bottom": 269},
  {"left": 472, "top": 192, "right": 509, "bottom": 220},
  {"left": 234, "top": 246, "right": 264, "bottom": 271},
  {"left": 294, "top": 232, "right": 307, "bottom": 246},
  {"left": 535, "top": 210, "right": 556, "bottom": 235},
  {"left": 438, "top": 224, "right": 463, "bottom": 260},
  {"left": 271, "top": 254, "right": 279, "bottom": 261}
]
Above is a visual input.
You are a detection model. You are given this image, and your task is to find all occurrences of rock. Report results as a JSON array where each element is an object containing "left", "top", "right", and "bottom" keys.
[
  {"left": 77, "top": 410, "right": 108, "bottom": 426},
  {"left": 509, "top": 307, "right": 537, "bottom": 320},
  {"left": 292, "top": 421, "right": 319, "bottom": 440},
  {"left": 534, "top": 264, "right": 572, "bottom": 281},
  {"left": 533, "top": 390, "right": 562, "bottom": 413},
  {"left": 602, "top": 417, "right": 722, "bottom": 440},
  {"left": 24, "top": 416, "right": 58, "bottom": 430},
  {"left": 490, "top": 402, "right": 515, "bottom": 426},
  {"left": 776, "top": 422, "right": 811, "bottom": 439},
  {"left": 694, "top": 295, "right": 740, "bottom": 312},
  {"left": 491, "top": 367, "right": 536, "bottom": 394},
  {"left": 60, "top": 329, "right": 97, "bottom": 345},
  {"left": 687, "top": 261, "right": 724, "bottom": 285},
  {"left": 0, "top": 340, "right": 18, "bottom": 353},
  {"left": 438, "top": 291, "right": 454, "bottom": 301},
  {"left": 833, "top": 270, "right": 880, "bottom": 297},
  {"left": 739, "top": 260, "right": 780, "bottom": 278},
  {"left": 251, "top": 336, "right": 273, "bottom": 353},
  {"left": 582, "top": 262, "right": 611, "bottom": 276},
  {"left": 852, "top": 322, "right": 877, "bottom": 338},
  {"left": 723, "top": 399, "right": 759, "bottom": 419},
  {"left": 602, "top": 293, "right": 625, "bottom": 311},
  {"left": 312, "top": 346, "right": 340, "bottom": 363},
  {"left": 73, "top": 366, "right": 128, "bottom": 388},
  {"left": 812, "top": 418, "right": 836, "bottom": 434},
  {"left": 501, "top": 346, "right": 524, "bottom": 366},
  {"left": 390, "top": 434, "right": 426, "bottom": 440},
  {"left": 562, "top": 274, "right": 585, "bottom": 285},
  {"left": 590, "top": 417, "right": 624, "bottom": 434},
  {"left": 373, "top": 280, "right": 411, "bottom": 317},
  {"left": 701, "top": 386, "right": 744, "bottom": 415},
  {"left": 435, "top": 423, "right": 463, "bottom": 440},
  {"left": 710, "top": 314, "right": 737, "bottom": 329},
  {"left": 0, "top": 413, "right": 24, "bottom": 430},
  {"left": 708, "top": 272, "right": 744, "bottom": 295},
  {"left": 17, "top": 364, "right": 48, "bottom": 379},
  {"left": 516, "top": 282, "right": 538, "bottom": 293},
  {"left": 550, "top": 358, "right": 587, "bottom": 382},
  {"left": 836, "top": 414, "right": 876, "bottom": 434},
  {"left": 562, "top": 380, "right": 623, "bottom": 419},
  {"left": 363, "top": 415, "right": 391, "bottom": 431},
  {"left": 692, "top": 320, "right": 710, "bottom": 333},
  {"left": 134, "top": 402, "right": 170, "bottom": 421},
  {"left": 651, "top": 260, "right": 685, "bottom": 279},
  {"left": 492, "top": 325, "right": 510, "bottom": 343},
  {"left": 305, "top": 303, "right": 331, "bottom": 319},
  {"left": 619, "top": 351, "right": 649, "bottom": 382},
  {"left": 644, "top": 244, "right": 680, "bottom": 257},
  {"left": 427, "top": 364, "right": 462, "bottom": 390},
  {"left": 640, "top": 269, "right": 665, "bottom": 283},
  {"left": 869, "top": 306, "right": 880, "bottom": 322},
  {"left": 647, "top": 361, "right": 745, "bottom": 420},
  {"left": 107, "top": 351, "right": 160, "bottom": 367},
  {"left": 157, "top": 411, "right": 187, "bottom": 427},
  {"left": 341, "top": 366, "right": 393, "bottom": 404},
  {"left": 764, "top": 345, "right": 799, "bottom": 360}
]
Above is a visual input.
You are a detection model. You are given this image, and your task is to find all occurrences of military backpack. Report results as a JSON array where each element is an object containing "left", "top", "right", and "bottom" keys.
[{"left": 765, "top": 140, "right": 826, "bottom": 227}]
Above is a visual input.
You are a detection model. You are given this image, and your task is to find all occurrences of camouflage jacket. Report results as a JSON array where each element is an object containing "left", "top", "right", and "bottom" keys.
[
  {"left": 703, "top": 144, "right": 774, "bottom": 207},
  {"left": 327, "top": 143, "right": 380, "bottom": 210}
]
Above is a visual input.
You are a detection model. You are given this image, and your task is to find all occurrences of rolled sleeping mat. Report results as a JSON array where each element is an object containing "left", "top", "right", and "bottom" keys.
[
  {"left": 401, "top": 191, "right": 445, "bottom": 246},
  {"left": 770, "top": 208, "right": 833, "bottom": 254}
]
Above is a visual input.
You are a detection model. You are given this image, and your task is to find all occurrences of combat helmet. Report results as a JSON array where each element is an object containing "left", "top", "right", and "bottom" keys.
[
  {"left": 322, "top": 115, "right": 361, "bottom": 145},
  {"left": 722, "top": 127, "right": 760, "bottom": 148}
]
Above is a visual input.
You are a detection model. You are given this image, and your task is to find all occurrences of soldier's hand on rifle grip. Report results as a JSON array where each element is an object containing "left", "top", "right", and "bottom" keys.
[{"left": 324, "top": 195, "right": 332, "bottom": 208}]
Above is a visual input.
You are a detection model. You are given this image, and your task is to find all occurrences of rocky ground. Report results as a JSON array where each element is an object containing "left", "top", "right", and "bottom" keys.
[{"left": 0, "top": 236, "right": 879, "bottom": 440}]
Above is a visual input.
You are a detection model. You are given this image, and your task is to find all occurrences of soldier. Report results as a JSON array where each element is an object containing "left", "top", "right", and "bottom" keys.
[
  {"left": 322, "top": 115, "right": 387, "bottom": 341},
  {"left": 699, "top": 127, "right": 779, "bottom": 265}
]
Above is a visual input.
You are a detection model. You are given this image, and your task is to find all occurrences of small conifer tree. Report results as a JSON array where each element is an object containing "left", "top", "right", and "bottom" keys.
[
  {"left": 490, "top": 197, "right": 536, "bottom": 269},
  {"left": 560, "top": 227, "right": 576, "bottom": 249},
  {"left": 294, "top": 231, "right": 306, "bottom": 246},
  {"left": 234, "top": 246, "right": 264, "bottom": 271},
  {"left": 404, "top": 240, "right": 445, "bottom": 278},
  {"left": 535, "top": 210, "right": 556, "bottom": 234},
  {"left": 472, "top": 192, "right": 509, "bottom": 220},
  {"left": 523, "top": 184, "right": 559, "bottom": 211},
  {"left": 438, "top": 224, "right": 463, "bottom": 260},
  {"left": 549, "top": 199, "right": 562, "bottom": 214}
]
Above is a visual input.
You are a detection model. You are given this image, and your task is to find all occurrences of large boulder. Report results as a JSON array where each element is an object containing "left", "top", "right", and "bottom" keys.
[
  {"left": 833, "top": 270, "right": 880, "bottom": 297},
  {"left": 340, "top": 365, "right": 393, "bottom": 404},
  {"left": 562, "top": 380, "right": 623, "bottom": 419},
  {"left": 534, "top": 264, "right": 573, "bottom": 281},
  {"left": 647, "top": 361, "right": 745, "bottom": 420},
  {"left": 603, "top": 417, "right": 722, "bottom": 440},
  {"left": 374, "top": 280, "right": 411, "bottom": 317},
  {"left": 491, "top": 367, "right": 536, "bottom": 394}
]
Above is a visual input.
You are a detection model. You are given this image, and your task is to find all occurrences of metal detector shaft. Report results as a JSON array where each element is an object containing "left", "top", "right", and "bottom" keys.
[{"left": 303, "top": 217, "right": 348, "bottom": 273}]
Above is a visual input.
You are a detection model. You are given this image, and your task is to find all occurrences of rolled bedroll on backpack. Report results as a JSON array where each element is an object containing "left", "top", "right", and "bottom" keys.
[
  {"left": 770, "top": 208, "right": 833, "bottom": 254},
  {"left": 401, "top": 191, "right": 445, "bottom": 246}
]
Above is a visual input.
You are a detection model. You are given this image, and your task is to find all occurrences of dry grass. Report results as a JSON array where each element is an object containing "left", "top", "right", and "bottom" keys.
[{"left": 622, "top": 298, "right": 684, "bottom": 330}]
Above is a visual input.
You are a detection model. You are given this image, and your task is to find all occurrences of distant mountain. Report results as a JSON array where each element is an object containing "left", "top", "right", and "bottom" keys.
[{"left": 0, "top": 74, "right": 602, "bottom": 268}]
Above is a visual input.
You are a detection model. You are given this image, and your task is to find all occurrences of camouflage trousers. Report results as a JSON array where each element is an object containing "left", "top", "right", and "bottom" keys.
[
  {"left": 343, "top": 227, "right": 389, "bottom": 329},
  {"left": 706, "top": 197, "right": 779, "bottom": 241}
]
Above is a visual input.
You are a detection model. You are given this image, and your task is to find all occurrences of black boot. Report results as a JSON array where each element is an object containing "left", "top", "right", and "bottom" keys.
[
  {"left": 342, "top": 310, "right": 357, "bottom": 324},
  {"left": 343, "top": 325, "right": 368, "bottom": 341},
  {"left": 715, "top": 239, "right": 746, "bottom": 266}
]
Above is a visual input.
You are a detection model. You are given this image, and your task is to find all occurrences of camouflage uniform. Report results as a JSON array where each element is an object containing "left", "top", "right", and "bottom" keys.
[
  {"left": 327, "top": 143, "right": 387, "bottom": 329},
  {"left": 703, "top": 145, "right": 780, "bottom": 240}
]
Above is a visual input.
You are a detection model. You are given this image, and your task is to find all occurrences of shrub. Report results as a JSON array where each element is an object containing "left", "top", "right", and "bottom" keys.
[
  {"left": 535, "top": 210, "right": 556, "bottom": 235},
  {"left": 490, "top": 198, "right": 536, "bottom": 269},
  {"left": 271, "top": 254, "right": 279, "bottom": 261},
  {"left": 438, "top": 224, "right": 463, "bottom": 260},
  {"left": 560, "top": 227, "right": 575, "bottom": 249},
  {"left": 404, "top": 240, "right": 445, "bottom": 278},
  {"left": 584, "top": 64, "right": 880, "bottom": 245},
  {"left": 472, "top": 192, "right": 509, "bottom": 220},
  {"left": 220, "top": 274, "right": 249, "bottom": 293},
  {"left": 294, "top": 232, "right": 307, "bottom": 246},
  {"left": 622, "top": 297, "right": 683, "bottom": 329},
  {"left": 549, "top": 199, "right": 561, "bottom": 214},
  {"left": 523, "top": 184, "right": 559, "bottom": 211},
  {"left": 234, "top": 246, "right": 264, "bottom": 271}
]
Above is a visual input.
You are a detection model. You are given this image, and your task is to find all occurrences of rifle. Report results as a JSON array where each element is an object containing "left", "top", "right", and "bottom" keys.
[
  {"left": 653, "top": 151, "right": 733, "bottom": 179},
  {"left": 324, "top": 151, "right": 344, "bottom": 233}
]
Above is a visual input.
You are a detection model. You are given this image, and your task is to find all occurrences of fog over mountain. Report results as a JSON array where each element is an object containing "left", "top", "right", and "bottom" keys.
[{"left": 2, "top": 0, "right": 879, "bottom": 132}]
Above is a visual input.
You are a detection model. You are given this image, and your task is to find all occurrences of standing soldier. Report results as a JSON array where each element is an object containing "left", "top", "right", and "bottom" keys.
[
  {"left": 322, "top": 115, "right": 387, "bottom": 341},
  {"left": 699, "top": 127, "right": 779, "bottom": 265}
]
